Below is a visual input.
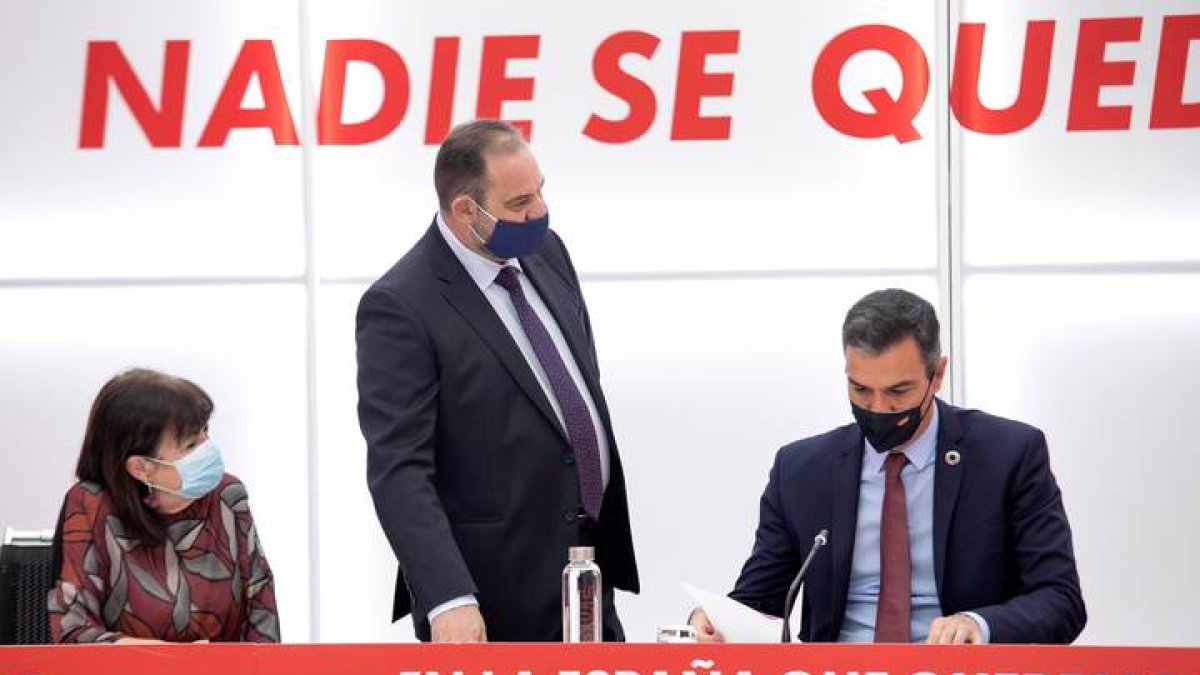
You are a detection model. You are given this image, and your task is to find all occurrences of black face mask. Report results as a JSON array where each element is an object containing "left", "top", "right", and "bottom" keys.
[{"left": 851, "top": 379, "right": 934, "bottom": 453}]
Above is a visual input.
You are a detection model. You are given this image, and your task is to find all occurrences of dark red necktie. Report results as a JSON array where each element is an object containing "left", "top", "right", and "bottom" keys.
[
  {"left": 494, "top": 266, "right": 604, "bottom": 519},
  {"left": 874, "top": 451, "right": 911, "bottom": 642}
]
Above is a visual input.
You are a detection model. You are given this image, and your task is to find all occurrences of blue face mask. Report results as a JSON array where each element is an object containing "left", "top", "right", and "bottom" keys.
[
  {"left": 469, "top": 200, "right": 550, "bottom": 260},
  {"left": 147, "top": 438, "right": 225, "bottom": 499}
]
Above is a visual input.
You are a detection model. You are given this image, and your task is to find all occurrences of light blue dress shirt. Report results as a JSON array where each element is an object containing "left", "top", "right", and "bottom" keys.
[{"left": 837, "top": 404, "right": 990, "bottom": 642}]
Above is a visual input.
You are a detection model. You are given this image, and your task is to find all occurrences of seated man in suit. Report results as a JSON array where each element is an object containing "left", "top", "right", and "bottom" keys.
[
  {"left": 691, "top": 289, "right": 1085, "bottom": 644},
  {"left": 357, "top": 119, "right": 638, "bottom": 642}
]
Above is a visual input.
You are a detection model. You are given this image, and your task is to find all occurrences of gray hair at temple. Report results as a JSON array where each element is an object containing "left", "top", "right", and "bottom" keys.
[
  {"left": 433, "top": 119, "right": 526, "bottom": 212},
  {"left": 842, "top": 289, "right": 942, "bottom": 377}
]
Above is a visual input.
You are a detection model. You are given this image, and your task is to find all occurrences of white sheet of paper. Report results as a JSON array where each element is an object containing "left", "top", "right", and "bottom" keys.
[{"left": 682, "top": 582, "right": 782, "bottom": 643}]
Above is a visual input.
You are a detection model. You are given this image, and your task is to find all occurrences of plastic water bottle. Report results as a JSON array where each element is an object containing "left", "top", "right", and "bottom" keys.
[{"left": 562, "top": 546, "right": 602, "bottom": 642}]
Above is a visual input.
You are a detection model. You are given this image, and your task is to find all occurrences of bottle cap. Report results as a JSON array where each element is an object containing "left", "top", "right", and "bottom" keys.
[{"left": 568, "top": 546, "right": 595, "bottom": 562}]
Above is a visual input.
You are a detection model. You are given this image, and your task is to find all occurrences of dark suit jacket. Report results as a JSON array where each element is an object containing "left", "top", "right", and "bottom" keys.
[
  {"left": 730, "top": 399, "right": 1085, "bottom": 643},
  {"left": 356, "top": 220, "right": 639, "bottom": 641}
]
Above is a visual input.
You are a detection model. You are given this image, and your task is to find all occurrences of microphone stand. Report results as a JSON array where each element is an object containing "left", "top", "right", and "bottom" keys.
[{"left": 781, "top": 529, "right": 828, "bottom": 643}]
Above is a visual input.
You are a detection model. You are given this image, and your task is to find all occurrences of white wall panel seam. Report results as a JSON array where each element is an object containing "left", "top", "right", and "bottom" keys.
[
  {"left": 0, "top": 277, "right": 307, "bottom": 288},
  {"left": 964, "top": 262, "right": 1200, "bottom": 275},
  {"left": 315, "top": 268, "right": 943, "bottom": 287},
  {"left": 945, "top": 0, "right": 967, "bottom": 407},
  {"left": 297, "top": 0, "right": 322, "bottom": 644},
  {"left": 935, "top": 0, "right": 955, "bottom": 404}
]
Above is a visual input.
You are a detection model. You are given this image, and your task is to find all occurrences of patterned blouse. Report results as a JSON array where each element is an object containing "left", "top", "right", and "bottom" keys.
[{"left": 48, "top": 474, "right": 279, "bottom": 643}]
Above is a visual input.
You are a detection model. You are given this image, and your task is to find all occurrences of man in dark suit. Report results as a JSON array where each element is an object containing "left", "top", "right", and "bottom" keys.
[
  {"left": 356, "top": 119, "right": 638, "bottom": 642},
  {"left": 691, "top": 289, "right": 1085, "bottom": 644}
]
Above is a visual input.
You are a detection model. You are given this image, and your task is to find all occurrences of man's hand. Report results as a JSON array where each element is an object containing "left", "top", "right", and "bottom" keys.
[
  {"left": 431, "top": 604, "right": 487, "bottom": 643},
  {"left": 926, "top": 613, "right": 983, "bottom": 644},
  {"left": 688, "top": 607, "right": 726, "bottom": 643}
]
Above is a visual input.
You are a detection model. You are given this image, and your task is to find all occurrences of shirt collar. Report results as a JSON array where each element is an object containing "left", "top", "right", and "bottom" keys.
[
  {"left": 863, "top": 399, "right": 940, "bottom": 473},
  {"left": 436, "top": 210, "right": 522, "bottom": 291}
]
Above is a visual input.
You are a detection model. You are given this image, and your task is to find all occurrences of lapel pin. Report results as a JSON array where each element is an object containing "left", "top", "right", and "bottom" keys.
[{"left": 945, "top": 449, "right": 961, "bottom": 466}]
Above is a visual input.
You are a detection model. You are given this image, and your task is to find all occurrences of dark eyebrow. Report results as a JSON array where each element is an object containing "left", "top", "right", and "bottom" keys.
[
  {"left": 848, "top": 377, "right": 918, "bottom": 391},
  {"left": 503, "top": 177, "right": 546, "bottom": 208}
]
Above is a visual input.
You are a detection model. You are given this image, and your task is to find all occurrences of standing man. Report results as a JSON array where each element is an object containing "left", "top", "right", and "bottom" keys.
[
  {"left": 356, "top": 120, "right": 638, "bottom": 642},
  {"left": 692, "top": 289, "right": 1085, "bottom": 643}
]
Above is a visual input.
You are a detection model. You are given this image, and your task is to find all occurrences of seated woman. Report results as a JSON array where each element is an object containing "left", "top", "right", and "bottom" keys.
[{"left": 48, "top": 368, "right": 279, "bottom": 643}]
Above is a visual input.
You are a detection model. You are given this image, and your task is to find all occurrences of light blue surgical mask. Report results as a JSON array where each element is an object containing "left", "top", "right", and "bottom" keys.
[
  {"left": 147, "top": 438, "right": 225, "bottom": 499},
  {"left": 468, "top": 199, "right": 550, "bottom": 260}
]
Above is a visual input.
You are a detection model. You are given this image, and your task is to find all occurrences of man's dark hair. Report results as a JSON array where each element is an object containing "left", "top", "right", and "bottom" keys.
[
  {"left": 842, "top": 289, "right": 942, "bottom": 376},
  {"left": 434, "top": 119, "right": 525, "bottom": 212}
]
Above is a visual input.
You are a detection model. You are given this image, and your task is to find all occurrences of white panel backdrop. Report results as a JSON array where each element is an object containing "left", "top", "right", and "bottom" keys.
[
  {"left": 954, "top": 0, "right": 1200, "bottom": 647},
  {"left": 0, "top": 0, "right": 307, "bottom": 279},
  {"left": 963, "top": 275, "right": 1200, "bottom": 646},
  {"left": 307, "top": 0, "right": 941, "bottom": 277},
  {"left": 1, "top": 0, "right": 1197, "bottom": 646}
]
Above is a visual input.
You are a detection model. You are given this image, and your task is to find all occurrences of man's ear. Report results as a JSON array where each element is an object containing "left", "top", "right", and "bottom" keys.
[
  {"left": 124, "top": 455, "right": 151, "bottom": 483},
  {"left": 449, "top": 195, "right": 476, "bottom": 223},
  {"left": 932, "top": 355, "right": 950, "bottom": 392}
]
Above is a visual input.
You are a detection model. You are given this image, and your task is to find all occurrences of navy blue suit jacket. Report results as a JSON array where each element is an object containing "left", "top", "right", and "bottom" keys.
[
  {"left": 730, "top": 399, "right": 1085, "bottom": 643},
  {"left": 356, "top": 221, "right": 638, "bottom": 641}
]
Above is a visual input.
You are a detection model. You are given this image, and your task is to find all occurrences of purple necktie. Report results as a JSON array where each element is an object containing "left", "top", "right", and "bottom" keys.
[
  {"left": 494, "top": 266, "right": 604, "bottom": 519},
  {"left": 874, "top": 451, "right": 911, "bottom": 642}
]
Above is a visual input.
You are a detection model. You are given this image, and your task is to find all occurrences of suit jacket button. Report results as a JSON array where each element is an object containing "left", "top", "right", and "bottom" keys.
[
  {"left": 563, "top": 508, "right": 580, "bottom": 524},
  {"left": 563, "top": 454, "right": 575, "bottom": 466}
]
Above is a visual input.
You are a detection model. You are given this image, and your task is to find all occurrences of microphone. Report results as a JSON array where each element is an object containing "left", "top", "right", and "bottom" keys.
[{"left": 781, "top": 528, "right": 828, "bottom": 643}]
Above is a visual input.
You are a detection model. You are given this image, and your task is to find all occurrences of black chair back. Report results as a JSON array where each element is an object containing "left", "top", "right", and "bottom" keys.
[{"left": 0, "top": 529, "right": 56, "bottom": 645}]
